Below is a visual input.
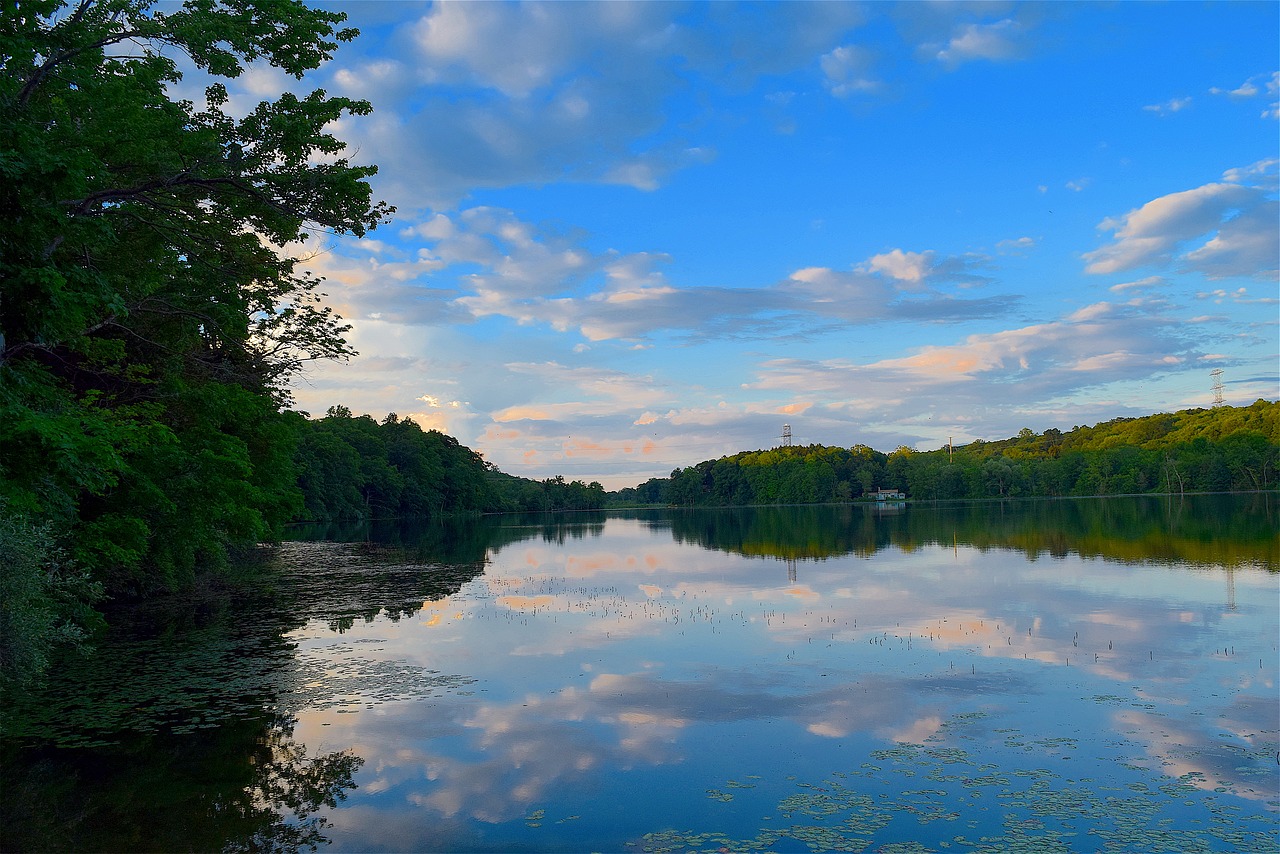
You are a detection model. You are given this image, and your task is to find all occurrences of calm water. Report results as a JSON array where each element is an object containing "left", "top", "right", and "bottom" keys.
[{"left": 4, "top": 495, "right": 1278, "bottom": 852}]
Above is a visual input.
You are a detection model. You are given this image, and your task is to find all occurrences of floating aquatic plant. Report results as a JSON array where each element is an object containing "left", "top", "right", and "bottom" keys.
[{"left": 630, "top": 714, "right": 1278, "bottom": 853}]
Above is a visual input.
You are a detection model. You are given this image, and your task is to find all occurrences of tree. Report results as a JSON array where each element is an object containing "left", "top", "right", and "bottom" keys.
[
  {"left": 982, "top": 456, "right": 1018, "bottom": 497},
  {"left": 0, "top": 507, "right": 102, "bottom": 690},
  {"left": 1, "top": 0, "right": 389, "bottom": 594}
]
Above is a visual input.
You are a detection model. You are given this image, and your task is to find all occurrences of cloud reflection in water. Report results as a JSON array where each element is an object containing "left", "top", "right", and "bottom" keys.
[{"left": 284, "top": 498, "right": 1277, "bottom": 851}]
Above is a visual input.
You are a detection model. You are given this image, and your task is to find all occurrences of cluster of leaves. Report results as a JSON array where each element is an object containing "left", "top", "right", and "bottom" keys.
[
  {"left": 486, "top": 471, "right": 608, "bottom": 513},
  {"left": 0, "top": 508, "right": 103, "bottom": 693},
  {"left": 1, "top": 0, "right": 388, "bottom": 586},
  {"left": 294, "top": 408, "right": 499, "bottom": 521},
  {"left": 295, "top": 408, "right": 607, "bottom": 521},
  {"left": 620, "top": 443, "right": 886, "bottom": 507},
  {"left": 1, "top": 0, "right": 391, "bottom": 682},
  {"left": 615, "top": 401, "right": 1279, "bottom": 506}
]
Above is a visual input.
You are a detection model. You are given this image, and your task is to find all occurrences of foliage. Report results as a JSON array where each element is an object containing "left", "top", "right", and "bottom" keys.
[
  {"left": 486, "top": 471, "right": 609, "bottom": 513},
  {"left": 1, "top": 0, "right": 388, "bottom": 592},
  {"left": 0, "top": 507, "right": 103, "bottom": 693},
  {"left": 295, "top": 410, "right": 496, "bottom": 521},
  {"left": 1, "top": 0, "right": 390, "bottom": 685},
  {"left": 613, "top": 401, "right": 1279, "bottom": 506},
  {"left": 293, "top": 410, "right": 607, "bottom": 521}
]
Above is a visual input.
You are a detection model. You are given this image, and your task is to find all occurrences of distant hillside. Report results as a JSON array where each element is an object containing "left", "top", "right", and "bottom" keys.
[{"left": 609, "top": 400, "right": 1278, "bottom": 506}]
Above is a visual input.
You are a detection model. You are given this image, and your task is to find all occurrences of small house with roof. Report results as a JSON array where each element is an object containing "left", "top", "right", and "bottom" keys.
[{"left": 869, "top": 488, "right": 906, "bottom": 501}]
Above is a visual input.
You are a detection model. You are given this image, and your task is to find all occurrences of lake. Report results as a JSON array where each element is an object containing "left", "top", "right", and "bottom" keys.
[{"left": 3, "top": 494, "right": 1277, "bottom": 852}]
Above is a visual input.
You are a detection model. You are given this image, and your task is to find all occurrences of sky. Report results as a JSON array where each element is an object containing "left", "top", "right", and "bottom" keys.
[{"left": 223, "top": 1, "right": 1277, "bottom": 488}]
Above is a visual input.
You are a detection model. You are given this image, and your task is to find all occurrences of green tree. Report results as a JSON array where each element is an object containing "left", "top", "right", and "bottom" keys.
[
  {"left": 1, "top": 0, "right": 388, "bottom": 601},
  {"left": 0, "top": 507, "right": 102, "bottom": 691}
]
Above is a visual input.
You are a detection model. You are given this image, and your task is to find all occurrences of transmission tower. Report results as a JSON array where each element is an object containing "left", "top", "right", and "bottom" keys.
[
  {"left": 1210, "top": 369, "right": 1224, "bottom": 407},
  {"left": 781, "top": 424, "right": 792, "bottom": 447}
]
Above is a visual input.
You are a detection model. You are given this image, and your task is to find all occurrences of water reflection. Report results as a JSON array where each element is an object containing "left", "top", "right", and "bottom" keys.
[
  {"left": 3, "top": 496, "right": 1275, "bottom": 852},
  {"left": 4, "top": 713, "right": 362, "bottom": 852},
  {"left": 271, "top": 496, "right": 1276, "bottom": 851},
  {"left": 0, "top": 522, "right": 491, "bottom": 852},
  {"left": 651, "top": 492, "right": 1277, "bottom": 567}
]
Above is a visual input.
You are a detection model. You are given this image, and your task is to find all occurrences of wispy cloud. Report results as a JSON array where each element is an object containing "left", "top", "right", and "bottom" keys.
[
  {"left": 1209, "top": 71, "right": 1279, "bottom": 119},
  {"left": 932, "top": 19, "right": 1025, "bottom": 67},
  {"left": 996, "top": 236, "right": 1037, "bottom": 255},
  {"left": 312, "top": 203, "right": 1018, "bottom": 345},
  {"left": 821, "top": 44, "right": 882, "bottom": 97},
  {"left": 1143, "top": 97, "right": 1192, "bottom": 116},
  {"left": 747, "top": 301, "right": 1195, "bottom": 433},
  {"left": 322, "top": 3, "right": 870, "bottom": 210}
]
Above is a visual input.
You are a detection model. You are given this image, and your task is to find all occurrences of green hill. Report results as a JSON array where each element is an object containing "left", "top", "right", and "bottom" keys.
[{"left": 610, "top": 400, "right": 1279, "bottom": 506}]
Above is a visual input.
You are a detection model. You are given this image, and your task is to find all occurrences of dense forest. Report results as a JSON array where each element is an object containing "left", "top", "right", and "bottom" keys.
[
  {"left": 294, "top": 407, "right": 607, "bottom": 521},
  {"left": 613, "top": 400, "right": 1279, "bottom": 507}
]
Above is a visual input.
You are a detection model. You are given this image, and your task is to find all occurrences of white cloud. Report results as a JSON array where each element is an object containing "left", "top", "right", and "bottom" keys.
[
  {"left": 1209, "top": 71, "right": 1279, "bottom": 119},
  {"left": 1143, "top": 97, "right": 1192, "bottom": 115},
  {"left": 311, "top": 2, "right": 872, "bottom": 210},
  {"left": 331, "top": 58, "right": 410, "bottom": 101},
  {"left": 1108, "top": 276, "right": 1165, "bottom": 293},
  {"left": 1213, "top": 82, "right": 1259, "bottom": 98},
  {"left": 502, "top": 362, "right": 667, "bottom": 410},
  {"left": 314, "top": 5, "right": 688, "bottom": 208},
  {"left": 863, "top": 249, "right": 934, "bottom": 284},
  {"left": 746, "top": 301, "right": 1197, "bottom": 439},
  {"left": 1194, "top": 285, "right": 1278, "bottom": 306},
  {"left": 1209, "top": 71, "right": 1273, "bottom": 100},
  {"left": 409, "top": 2, "right": 596, "bottom": 98},
  {"left": 1223, "top": 158, "right": 1279, "bottom": 190},
  {"left": 1083, "top": 181, "right": 1263, "bottom": 275},
  {"left": 600, "top": 145, "right": 718, "bottom": 192},
  {"left": 934, "top": 19, "right": 1023, "bottom": 67},
  {"left": 821, "top": 45, "right": 881, "bottom": 97},
  {"left": 786, "top": 266, "right": 898, "bottom": 316},
  {"left": 1181, "top": 200, "right": 1280, "bottom": 280},
  {"left": 996, "top": 236, "right": 1037, "bottom": 255},
  {"left": 360, "top": 206, "right": 1015, "bottom": 344}
]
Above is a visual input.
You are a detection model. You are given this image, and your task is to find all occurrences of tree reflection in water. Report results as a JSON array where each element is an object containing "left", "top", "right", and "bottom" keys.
[
  {"left": 228, "top": 718, "right": 364, "bottom": 853},
  {"left": 648, "top": 492, "right": 1277, "bottom": 567},
  {"left": 4, "top": 714, "right": 361, "bottom": 853}
]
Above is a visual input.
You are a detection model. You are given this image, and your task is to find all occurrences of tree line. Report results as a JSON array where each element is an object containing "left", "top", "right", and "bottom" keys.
[
  {"left": 611, "top": 400, "right": 1278, "bottom": 507},
  {"left": 295, "top": 406, "right": 606, "bottom": 521}
]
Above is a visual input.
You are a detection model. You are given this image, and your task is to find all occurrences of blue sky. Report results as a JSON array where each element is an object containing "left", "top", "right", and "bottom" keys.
[{"left": 222, "top": 1, "right": 1277, "bottom": 487}]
